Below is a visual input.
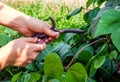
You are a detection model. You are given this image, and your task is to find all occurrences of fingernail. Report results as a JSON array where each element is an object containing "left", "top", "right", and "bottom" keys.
[{"left": 53, "top": 32, "right": 59, "bottom": 36}]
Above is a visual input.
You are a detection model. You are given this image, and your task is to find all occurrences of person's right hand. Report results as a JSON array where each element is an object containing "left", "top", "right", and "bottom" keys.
[{"left": 0, "top": 37, "right": 46, "bottom": 70}]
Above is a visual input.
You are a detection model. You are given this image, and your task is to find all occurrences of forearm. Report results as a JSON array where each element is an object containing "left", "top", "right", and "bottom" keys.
[{"left": 0, "top": 2, "right": 29, "bottom": 32}]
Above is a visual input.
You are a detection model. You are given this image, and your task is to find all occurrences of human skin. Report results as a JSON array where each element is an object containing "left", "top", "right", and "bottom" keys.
[{"left": 0, "top": 2, "right": 59, "bottom": 70}]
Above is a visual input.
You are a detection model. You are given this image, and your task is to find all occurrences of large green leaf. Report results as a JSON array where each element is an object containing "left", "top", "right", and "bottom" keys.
[
  {"left": 111, "top": 28, "right": 120, "bottom": 51},
  {"left": 0, "top": 34, "right": 12, "bottom": 47},
  {"left": 89, "top": 7, "right": 112, "bottom": 36},
  {"left": 44, "top": 53, "right": 64, "bottom": 80},
  {"left": 94, "top": 9, "right": 120, "bottom": 38},
  {"left": 66, "top": 63, "right": 88, "bottom": 82}
]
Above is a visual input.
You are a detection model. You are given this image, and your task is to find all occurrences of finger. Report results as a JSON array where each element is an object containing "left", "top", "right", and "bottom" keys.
[
  {"left": 27, "top": 60, "right": 33, "bottom": 64},
  {"left": 25, "top": 37, "right": 38, "bottom": 43},
  {"left": 48, "top": 37, "right": 54, "bottom": 41},
  {"left": 45, "top": 37, "right": 54, "bottom": 43},
  {"left": 32, "top": 43, "right": 46, "bottom": 51},
  {"left": 42, "top": 27, "right": 59, "bottom": 38}
]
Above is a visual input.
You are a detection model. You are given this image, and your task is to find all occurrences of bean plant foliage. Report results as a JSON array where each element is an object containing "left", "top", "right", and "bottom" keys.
[{"left": 1, "top": 0, "right": 120, "bottom": 82}]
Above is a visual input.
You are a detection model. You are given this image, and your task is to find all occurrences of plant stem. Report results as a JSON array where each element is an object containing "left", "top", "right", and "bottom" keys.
[{"left": 66, "top": 38, "right": 107, "bottom": 69}]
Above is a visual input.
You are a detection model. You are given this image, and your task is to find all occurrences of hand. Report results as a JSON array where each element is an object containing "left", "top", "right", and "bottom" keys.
[
  {"left": 19, "top": 16, "right": 59, "bottom": 42},
  {"left": 0, "top": 37, "right": 46, "bottom": 70}
]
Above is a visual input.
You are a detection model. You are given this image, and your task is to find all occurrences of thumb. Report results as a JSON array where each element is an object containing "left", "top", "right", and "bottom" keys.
[{"left": 42, "top": 27, "right": 59, "bottom": 38}]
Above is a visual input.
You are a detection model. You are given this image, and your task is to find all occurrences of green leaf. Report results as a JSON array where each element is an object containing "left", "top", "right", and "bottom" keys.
[
  {"left": 94, "top": 55, "right": 106, "bottom": 69},
  {"left": 0, "top": 34, "right": 12, "bottom": 46},
  {"left": 97, "top": 0, "right": 107, "bottom": 7},
  {"left": 89, "top": 65, "right": 97, "bottom": 77},
  {"left": 44, "top": 53, "right": 64, "bottom": 80},
  {"left": 86, "top": 44, "right": 107, "bottom": 76},
  {"left": 12, "top": 72, "right": 22, "bottom": 82},
  {"left": 108, "top": 50, "right": 118, "bottom": 60},
  {"left": 78, "top": 50, "right": 93, "bottom": 63},
  {"left": 20, "top": 73, "right": 31, "bottom": 82},
  {"left": 89, "top": 7, "right": 112, "bottom": 36},
  {"left": 84, "top": 7, "right": 100, "bottom": 24},
  {"left": 66, "top": 63, "right": 87, "bottom": 82},
  {"left": 105, "top": 0, "right": 120, "bottom": 7},
  {"left": 94, "top": 9, "right": 120, "bottom": 38},
  {"left": 111, "top": 28, "right": 120, "bottom": 51},
  {"left": 99, "top": 59, "right": 117, "bottom": 78},
  {"left": 53, "top": 42, "right": 71, "bottom": 59},
  {"left": 36, "top": 44, "right": 53, "bottom": 62},
  {"left": 86, "top": 0, "right": 94, "bottom": 8},
  {"left": 48, "top": 79, "right": 60, "bottom": 82},
  {"left": 77, "top": 43, "right": 94, "bottom": 63},
  {"left": 26, "top": 61, "right": 38, "bottom": 71},
  {"left": 67, "top": 7, "right": 83, "bottom": 19},
  {"left": 30, "top": 72, "right": 41, "bottom": 82},
  {"left": 93, "top": 44, "right": 107, "bottom": 69},
  {"left": 64, "top": 33, "right": 76, "bottom": 42}
]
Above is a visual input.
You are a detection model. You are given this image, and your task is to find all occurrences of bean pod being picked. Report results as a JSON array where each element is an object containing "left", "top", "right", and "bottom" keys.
[{"left": 32, "top": 17, "right": 84, "bottom": 44}]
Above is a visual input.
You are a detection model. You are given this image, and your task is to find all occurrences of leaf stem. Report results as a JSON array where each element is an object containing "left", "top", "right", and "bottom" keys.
[{"left": 66, "top": 38, "right": 107, "bottom": 69}]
